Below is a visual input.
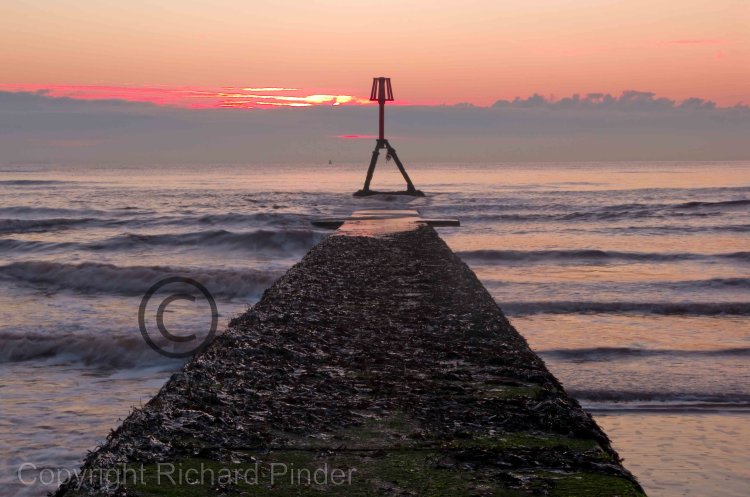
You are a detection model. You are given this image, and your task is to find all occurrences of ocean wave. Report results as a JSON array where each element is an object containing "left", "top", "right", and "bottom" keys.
[
  {"left": 435, "top": 197, "right": 749, "bottom": 223},
  {"left": 131, "top": 211, "right": 308, "bottom": 228},
  {"left": 724, "top": 252, "right": 750, "bottom": 262},
  {"left": 459, "top": 249, "right": 750, "bottom": 264},
  {"left": 596, "top": 223, "right": 750, "bottom": 234},
  {"left": 0, "top": 228, "right": 324, "bottom": 253},
  {"left": 561, "top": 209, "right": 722, "bottom": 222},
  {"left": 0, "top": 217, "right": 104, "bottom": 234},
  {"left": 475, "top": 210, "right": 725, "bottom": 223},
  {"left": 0, "top": 332, "right": 179, "bottom": 367},
  {"left": 0, "top": 261, "right": 281, "bottom": 298},
  {"left": 484, "top": 278, "right": 750, "bottom": 296},
  {"left": 0, "top": 180, "right": 71, "bottom": 185},
  {"left": 541, "top": 346, "right": 750, "bottom": 362},
  {"left": 87, "top": 228, "right": 325, "bottom": 252},
  {"left": 0, "top": 206, "right": 107, "bottom": 216},
  {"left": 502, "top": 301, "right": 750, "bottom": 316},
  {"left": 675, "top": 199, "right": 750, "bottom": 209},
  {"left": 0, "top": 238, "right": 76, "bottom": 252},
  {"left": 0, "top": 209, "right": 314, "bottom": 236},
  {"left": 569, "top": 389, "right": 750, "bottom": 406},
  {"left": 672, "top": 277, "right": 750, "bottom": 289},
  {"left": 184, "top": 212, "right": 305, "bottom": 226}
]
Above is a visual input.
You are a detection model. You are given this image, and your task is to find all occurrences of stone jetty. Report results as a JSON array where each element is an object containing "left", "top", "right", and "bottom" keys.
[{"left": 55, "top": 210, "right": 644, "bottom": 496}]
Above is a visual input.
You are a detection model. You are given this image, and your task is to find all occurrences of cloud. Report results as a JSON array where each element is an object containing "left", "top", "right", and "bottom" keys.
[
  {"left": 0, "top": 84, "right": 370, "bottom": 109},
  {"left": 490, "top": 91, "right": 732, "bottom": 111},
  {"left": 1, "top": 90, "right": 748, "bottom": 164}
]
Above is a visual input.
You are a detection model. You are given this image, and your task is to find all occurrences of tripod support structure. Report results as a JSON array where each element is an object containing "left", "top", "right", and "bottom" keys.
[{"left": 354, "top": 139, "right": 424, "bottom": 197}]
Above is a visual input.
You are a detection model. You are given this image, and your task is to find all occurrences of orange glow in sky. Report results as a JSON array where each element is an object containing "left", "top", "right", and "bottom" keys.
[
  {"left": 1, "top": 1, "right": 748, "bottom": 106},
  {"left": 0, "top": 84, "right": 374, "bottom": 109}
]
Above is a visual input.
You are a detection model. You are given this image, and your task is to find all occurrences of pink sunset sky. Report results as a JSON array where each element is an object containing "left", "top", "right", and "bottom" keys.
[
  {"left": 1, "top": 0, "right": 748, "bottom": 108},
  {"left": 2, "top": 0, "right": 749, "bottom": 163}
]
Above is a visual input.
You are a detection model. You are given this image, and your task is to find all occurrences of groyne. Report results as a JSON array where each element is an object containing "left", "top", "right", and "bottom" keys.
[{"left": 55, "top": 210, "right": 644, "bottom": 496}]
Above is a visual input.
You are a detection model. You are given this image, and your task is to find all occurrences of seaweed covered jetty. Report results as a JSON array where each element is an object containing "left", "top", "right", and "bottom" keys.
[{"left": 56, "top": 210, "right": 645, "bottom": 496}]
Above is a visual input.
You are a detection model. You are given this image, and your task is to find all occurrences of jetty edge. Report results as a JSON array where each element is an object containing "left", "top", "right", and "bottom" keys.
[{"left": 55, "top": 210, "right": 645, "bottom": 496}]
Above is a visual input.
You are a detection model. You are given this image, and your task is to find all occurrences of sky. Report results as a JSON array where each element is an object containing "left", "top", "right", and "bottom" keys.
[{"left": 1, "top": 1, "right": 749, "bottom": 162}]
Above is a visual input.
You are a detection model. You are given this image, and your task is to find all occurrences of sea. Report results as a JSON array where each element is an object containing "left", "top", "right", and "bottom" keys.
[{"left": 1, "top": 161, "right": 748, "bottom": 496}]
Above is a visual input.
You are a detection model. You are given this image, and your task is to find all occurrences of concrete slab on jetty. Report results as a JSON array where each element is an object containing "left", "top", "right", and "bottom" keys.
[
  {"left": 312, "top": 209, "right": 460, "bottom": 233},
  {"left": 56, "top": 209, "right": 644, "bottom": 496}
]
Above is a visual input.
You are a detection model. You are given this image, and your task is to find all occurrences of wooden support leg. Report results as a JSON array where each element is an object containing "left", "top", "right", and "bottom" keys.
[
  {"left": 386, "top": 142, "right": 416, "bottom": 192},
  {"left": 362, "top": 143, "right": 380, "bottom": 192}
]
